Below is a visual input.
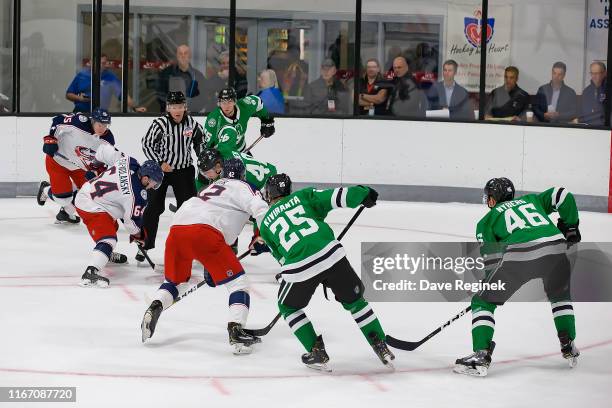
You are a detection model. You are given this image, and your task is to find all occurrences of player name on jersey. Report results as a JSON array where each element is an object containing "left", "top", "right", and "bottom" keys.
[
  {"left": 118, "top": 161, "right": 130, "bottom": 195},
  {"left": 262, "top": 195, "right": 301, "bottom": 228}
]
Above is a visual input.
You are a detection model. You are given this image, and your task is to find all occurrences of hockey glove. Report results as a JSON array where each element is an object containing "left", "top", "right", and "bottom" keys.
[
  {"left": 42, "top": 135, "right": 58, "bottom": 157},
  {"left": 557, "top": 219, "right": 581, "bottom": 244},
  {"left": 249, "top": 235, "right": 271, "bottom": 256},
  {"left": 129, "top": 228, "right": 148, "bottom": 246},
  {"left": 361, "top": 186, "right": 379, "bottom": 208},
  {"left": 260, "top": 117, "right": 275, "bottom": 138}
]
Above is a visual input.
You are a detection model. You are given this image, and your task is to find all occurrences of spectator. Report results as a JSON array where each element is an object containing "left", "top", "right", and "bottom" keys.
[
  {"left": 358, "top": 58, "right": 388, "bottom": 116},
  {"left": 427, "top": 59, "right": 472, "bottom": 120},
  {"left": 300, "top": 58, "right": 350, "bottom": 115},
  {"left": 201, "top": 51, "right": 248, "bottom": 112},
  {"left": 387, "top": 56, "right": 428, "bottom": 118},
  {"left": 257, "top": 69, "right": 285, "bottom": 114},
  {"left": 485, "top": 66, "right": 529, "bottom": 121},
  {"left": 66, "top": 54, "right": 146, "bottom": 113},
  {"left": 156, "top": 45, "right": 205, "bottom": 112},
  {"left": 533, "top": 62, "right": 578, "bottom": 123},
  {"left": 580, "top": 61, "right": 607, "bottom": 125}
]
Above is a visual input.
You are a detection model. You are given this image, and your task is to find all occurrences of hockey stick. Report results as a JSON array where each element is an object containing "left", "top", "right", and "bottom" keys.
[
  {"left": 244, "top": 205, "right": 366, "bottom": 336},
  {"left": 244, "top": 135, "right": 264, "bottom": 155},
  {"left": 137, "top": 245, "right": 156, "bottom": 270},
  {"left": 385, "top": 305, "right": 472, "bottom": 351},
  {"left": 163, "top": 249, "right": 251, "bottom": 310}
]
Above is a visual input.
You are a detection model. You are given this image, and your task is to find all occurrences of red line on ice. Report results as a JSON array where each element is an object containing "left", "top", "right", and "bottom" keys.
[
  {"left": 359, "top": 374, "right": 388, "bottom": 392},
  {"left": 210, "top": 378, "right": 231, "bottom": 395},
  {"left": 118, "top": 284, "right": 139, "bottom": 302},
  {"left": 1, "top": 338, "right": 611, "bottom": 381}
]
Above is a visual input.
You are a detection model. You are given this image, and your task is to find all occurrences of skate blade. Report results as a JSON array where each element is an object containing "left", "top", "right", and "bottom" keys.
[
  {"left": 79, "top": 280, "right": 110, "bottom": 289},
  {"left": 141, "top": 314, "right": 153, "bottom": 343},
  {"left": 382, "top": 360, "right": 395, "bottom": 371},
  {"left": 231, "top": 343, "right": 253, "bottom": 355},
  {"left": 305, "top": 362, "right": 332, "bottom": 372},
  {"left": 567, "top": 356, "right": 578, "bottom": 368},
  {"left": 453, "top": 364, "right": 488, "bottom": 377}
]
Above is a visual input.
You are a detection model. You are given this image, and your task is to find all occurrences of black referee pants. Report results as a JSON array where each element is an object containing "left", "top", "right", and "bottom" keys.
[{"left": 142, "top": 165, "right": 196, "bottom": 250}]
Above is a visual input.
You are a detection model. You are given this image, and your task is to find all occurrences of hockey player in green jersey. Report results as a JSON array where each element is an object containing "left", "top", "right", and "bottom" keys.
[
  {"left": 454, "top": 177, "right": 581, "bottom": 377},
  {"left": 195, "top": 148, "right": 277, "bottom": 192},
  {"left": 257, "top": 173, "right": 394, "bottom": 371},
  {"left": 203, "top": 87, "right": 275, "bottom": 157}
]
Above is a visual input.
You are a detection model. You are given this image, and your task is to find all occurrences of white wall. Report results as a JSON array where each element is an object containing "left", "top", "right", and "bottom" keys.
[{"left": 3, "top": 116, "right": 609, "bottom": 199}]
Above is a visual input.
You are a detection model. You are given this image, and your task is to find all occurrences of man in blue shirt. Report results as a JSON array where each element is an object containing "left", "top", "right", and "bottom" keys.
[{"left": 66, "top": 55, "right": 146, "bottom": 113}]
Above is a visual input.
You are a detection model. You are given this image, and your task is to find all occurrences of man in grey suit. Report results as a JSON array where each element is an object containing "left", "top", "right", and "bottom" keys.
[
  {"left": 427, "top": 59, "right": 473, "bottom": 120},
  {"left": 533, "top": 61, "right": 578, "bottom": 123}
]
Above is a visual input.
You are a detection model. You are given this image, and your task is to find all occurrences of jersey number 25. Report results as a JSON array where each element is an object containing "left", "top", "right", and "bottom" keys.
[{"left": 269, "top": 205, "right": 319, "bottom": 251}]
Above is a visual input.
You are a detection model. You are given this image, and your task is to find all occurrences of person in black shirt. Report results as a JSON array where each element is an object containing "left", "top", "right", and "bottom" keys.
[
  {"left": 156, "top": 45, "right": 206, "bottom": 112},
  {"left": 485, "top": 66, "right": 529, "bottom": 121},
  {"left": 139, "top": 91, "right": 203, "bottom": 257},
  {"left": 358, "top": 58, "right": 388, "bottom": 116}
]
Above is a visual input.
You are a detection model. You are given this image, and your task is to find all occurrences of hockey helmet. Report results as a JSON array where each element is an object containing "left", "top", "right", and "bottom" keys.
[
  {"left": 265, "top": 173, "right": 292, "bottom": 202},
  {"left": 221, "top": 158, "right": 246, "bottom": 180},
  {"left": 217, "top": 87, "right": 237, "bottom": 102},
  {"left": 91, "top": 108, "right": 111, "bottom": 124},
  {"left": 483, "top": 177, "right": 515, "bottom": 204},
  {"left": 197, "top": 148, "right": 222, "bottom": 175},
  {"left": 166, "top": 91, "right": 187, "bottom": 105},
  {"left": 139, "top": 160, "right": 164, "bottom": 189}
]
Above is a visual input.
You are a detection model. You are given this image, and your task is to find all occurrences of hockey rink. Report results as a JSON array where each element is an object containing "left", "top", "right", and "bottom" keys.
[{"left": 1, "top": 198, "right": 611, "bottom": 408}]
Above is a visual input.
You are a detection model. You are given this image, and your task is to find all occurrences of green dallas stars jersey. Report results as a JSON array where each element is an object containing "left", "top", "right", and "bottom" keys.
[
  {"left": 476, "top": 187, "right": 579, "bottom": 249},
  {"left": 203, "top": 95, "right": 271, "bottom": 157},
  {"left": 195, "top": 150, "right": 277, "bottom": 192},
  {"left": 259, "top": 186, "right": 370, "bottom": 283}
]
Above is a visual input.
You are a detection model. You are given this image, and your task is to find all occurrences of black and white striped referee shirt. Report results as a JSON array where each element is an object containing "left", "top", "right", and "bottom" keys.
[{"left": 142, "top": 114, "right": 203, "bottom": 170}]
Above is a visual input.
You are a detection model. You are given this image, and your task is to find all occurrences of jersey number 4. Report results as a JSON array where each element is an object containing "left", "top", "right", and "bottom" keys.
[
  {"left": 90, "top": 181, "right": 118, "bottom": 199},
  {"left": 504, "top": 203, "right": 549, "bottom": 234},
  {"left": 269, "top": 205, "right": 319, "bottom": 251}
]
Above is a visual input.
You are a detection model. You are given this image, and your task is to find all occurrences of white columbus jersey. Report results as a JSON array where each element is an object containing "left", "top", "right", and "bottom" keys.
[
  {"left": 49, "top": 113, "right": 115, "bottom": 171},
  {"left": 172, "top": 178, "right": 269, "bottom": 245},
  {"left": 75, "top": 154, "right": 147, "bottom": 236}
]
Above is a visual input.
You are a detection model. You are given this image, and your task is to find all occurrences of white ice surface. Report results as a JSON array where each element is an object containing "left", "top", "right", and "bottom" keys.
[{"left": 1, "top": 198, "right": 611, "bottom": 408}]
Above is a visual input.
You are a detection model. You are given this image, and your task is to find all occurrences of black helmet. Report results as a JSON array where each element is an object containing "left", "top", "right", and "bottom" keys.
[
  {"left": 484, "top": 177, "right": 515, "bottom": 204},
  {"left": 217, "top": 87, "right": 237, "bottom": 102},
  {"left": 221, "top": 158, "right": 246, "bottom": 180},
  {"left": 197, "top": 148, "right": 222, "bottom": 175},
  {"left": 166, "top": 91, "right": 186, "bottom": 105},
  {"left": 265, "top": 173, "right": 292, "bottom": 201}
]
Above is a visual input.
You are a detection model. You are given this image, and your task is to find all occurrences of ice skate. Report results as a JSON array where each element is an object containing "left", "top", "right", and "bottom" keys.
[
  {"left": 79, "top": 266, "right": 110, "bottom": 288},
  {"left": 302, "top": 335, "right": 331, "bottom": 372},
  {"left": 55, "top": 208, "right": 80, "bottom": 224},
  {"left": 559, "top": 331, "right": 580, "bottom": 368},
  {"left": 368, "top": 332, "right": 395, "bottom": 369},
  {"left": 454, "top": 341, "right": 496, "bottom": 377},
  {"left": 36, "top": 181, "right": 50, "bottom": 206},
  {"left": 228, "top": 322, "right": 261, "bottom": 355},
  {"left": 109, "top": 252, "right": 127, "bottom": 264},
  {"left": 141, "top": 300, "right": 163, "bottom": 343}
]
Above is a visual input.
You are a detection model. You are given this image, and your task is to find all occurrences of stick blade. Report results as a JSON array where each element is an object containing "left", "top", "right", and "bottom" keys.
[{"left": 385, "top": 334, "right": 421, "bottom": 351}]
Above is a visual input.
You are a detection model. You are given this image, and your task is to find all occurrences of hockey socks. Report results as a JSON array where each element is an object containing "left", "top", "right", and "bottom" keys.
[
  {"left": 342, "top": 297, "right": 385, "bottom": 344},
  {"left": 471, "top": 296, "right": 497, "bottom": 351},
  {"left": 154, "top": 280, "right": 179, "bottom": 309},
  {"left": 279, "top": 303, "right": 318, "bottom": 352},
  {"left": 551, "top": 300, "right": 576, "bottom": 340}
]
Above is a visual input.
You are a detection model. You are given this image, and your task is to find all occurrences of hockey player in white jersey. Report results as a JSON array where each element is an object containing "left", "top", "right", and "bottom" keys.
[
  {"left": 75, "top": 144, "right": 163, "bottom": 287},
  {"left": 141, "top": 154, "right": 269, "bottom": 355},
  {"left": 37, "top": 108, "right": 116, "bottom": 224}
]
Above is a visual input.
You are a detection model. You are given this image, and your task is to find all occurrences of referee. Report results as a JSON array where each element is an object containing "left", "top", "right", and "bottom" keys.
[{"left": 139, "top": 91, "right": 203, "bottom": 257}]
